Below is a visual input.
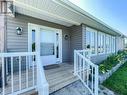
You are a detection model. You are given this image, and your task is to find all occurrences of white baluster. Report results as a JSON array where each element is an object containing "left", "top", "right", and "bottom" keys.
[
  {"left": 73, "top": 50, "right": 98, "bottom": 95},
  {"left": 5, "top": 58, "right": 8, "bottom": 75},
  {"left": 83, "top": 59, "right": 85, "bottom": 82},
  {"left": 11, "top": 57, "right": 14, "bottom": 93},
  {"left": 79, "top": 57, "right": 82, "bottom": 77},
  {"left": 32, "top": 55, "right": 35, "bottom": 86},
  {"left": 2, "top": 57, "right": 5, "bottom": 95},
  {"left": 91, "top": 66, "right": 93, "bottom": 92},
  {"left": 19, "top": 56, "right": 21, "bottom": 91},
  {"left": 95, "top": 66, "right": 98, "bottom": 95},
  {"left": 26, "top": 56, "right": 29, "bottom": 88},
  {"left": 74, "top": 50, "right": 76, "bottom": 75},
  {"left": 87, "top": 64, "right": 89, "bottom": 86}
]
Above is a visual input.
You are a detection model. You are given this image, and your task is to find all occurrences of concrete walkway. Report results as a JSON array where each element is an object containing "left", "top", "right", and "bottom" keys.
[
  {"left": 50, "top": 81, "right": 90, "bottom": 95},
  {"left": 50, "top": 81, "right": 116, "bottom": 95}
]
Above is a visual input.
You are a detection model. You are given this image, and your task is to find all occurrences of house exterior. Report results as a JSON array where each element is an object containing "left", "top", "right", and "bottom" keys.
[{"left": 0, "top": 0, "right": 126, "bottom": 95}]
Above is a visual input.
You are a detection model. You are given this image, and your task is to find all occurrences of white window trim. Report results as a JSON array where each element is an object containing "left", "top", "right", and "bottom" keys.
[
  {"left": 97, "top": 32, "right": 105, "bottom": 55},
  {"left": 85, "top": 27, "right": 117, "bottom": 56},
  {"left": 28, "top": 23, "right": 63, "bottom": 63},
  {"left": 86, "top": 27, "right": 97, "bottom": 56}
]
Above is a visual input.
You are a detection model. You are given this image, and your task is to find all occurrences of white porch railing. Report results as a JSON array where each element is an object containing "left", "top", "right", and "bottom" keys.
[
  {"left": 74, "top": 50, "right": 98, "bottom": 95},
  {"left": 0, "top": 52, "right": 49, "bottom": 95}
]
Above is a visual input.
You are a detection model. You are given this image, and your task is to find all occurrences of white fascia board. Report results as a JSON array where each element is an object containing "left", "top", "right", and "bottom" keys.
[{"left": 53, "top": 0, "right": 125, "bottom": 37}]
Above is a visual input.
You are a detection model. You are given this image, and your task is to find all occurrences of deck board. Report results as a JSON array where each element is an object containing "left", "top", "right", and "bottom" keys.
[
  {"left": 1, "top": 63, "right": 78, "bottom": 95},
  {"left": 45, "top": 63, "right": 78, "bottom": 93}
]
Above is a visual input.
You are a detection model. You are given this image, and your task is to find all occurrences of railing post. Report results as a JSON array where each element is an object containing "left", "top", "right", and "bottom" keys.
[
  {"left": 74, "top": 50, "right": 98, "bottom": 95},
  {"left": 36, "top": 52, "right": 49, "bottom": 95},
  {"left": 2, "top": 57, "right": 5, "bottom": 95},
  {"left": 94, "top": 66, "right": 98, "bottom": 95},
  {"left": 36, "top": 27, "right": 49, "bottom": 95},
  {"left": 74, "top": 50, "right": 76, "bottom": 75},
  {"left": 88, "top": 50, "right": 91, "bottom": 60}
]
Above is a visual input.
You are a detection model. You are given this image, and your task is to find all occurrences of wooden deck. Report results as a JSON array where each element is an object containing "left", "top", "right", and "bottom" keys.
[{"left": 1, "top": 63, "right": 78, "bottom": 95}]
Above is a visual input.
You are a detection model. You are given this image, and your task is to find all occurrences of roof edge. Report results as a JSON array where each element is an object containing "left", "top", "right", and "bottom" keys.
[{"left": 53, "top": 0, "right": 126, "bottom": 37}]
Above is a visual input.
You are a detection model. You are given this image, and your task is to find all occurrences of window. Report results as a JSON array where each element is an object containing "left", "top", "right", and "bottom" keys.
[
  {"left": 105, "top": 34, "right": 110, "bottom": 53},
  {"left": 91, "top": 32, "right": 96, "bottom": 54},
  {"left": 113, "top": 37, "right": 116, "bottom": 53},
  {"left": 86, "top": 31, "right": 90, "bottom": 49},
  {"left": 56, "top": 33, "right": 59, "bottom": 58},
  {"left": 111, "top": 37, "right": 113, "bottom": 53},
  {"left": 32, "top": 29, "right": 35, "bottom": 52},
  {"left": 85, "top": 27, "right": 97, "bottom": 54},
  {"left": 98, "top": 32, "right": 105, "bottom": 54},
  {"left": 110, "top": 36, "right": 112, "bottom": 53},
  {"left": 85, "top": 27, "right": 116, "bottom": 55},
  {"left": 105, "top": 35, "right": 116, "bottom": 53}
]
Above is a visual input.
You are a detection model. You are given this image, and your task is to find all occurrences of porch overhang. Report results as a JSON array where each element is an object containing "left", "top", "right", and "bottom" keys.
[{"left": 13, "top": 0, "right": 125, "bottom": 37}]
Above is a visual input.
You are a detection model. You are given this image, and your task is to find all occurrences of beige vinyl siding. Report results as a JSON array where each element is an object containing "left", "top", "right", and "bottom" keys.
[
  {"left": 7, "top": 16, "right": 28, "bottom": 52},
  {"left": 6, "top": 13, "right": 71, "bottom": 62},
  {"left": 91, "top": 54, "right": 109, "bottom": 64},
  {"left": 0, "top": 15, "right": 5, "bottom": 52},
  {"left": 70, "top": 25, "right": 83, "bottom": 61},
  {"left": 6, "top": 14, "right": 124, "bottom": 64}
]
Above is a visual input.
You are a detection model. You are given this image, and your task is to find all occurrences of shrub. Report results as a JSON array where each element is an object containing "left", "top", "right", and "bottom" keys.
[{"left": 99, "top": 50, "right": 127, "bottom": 74}]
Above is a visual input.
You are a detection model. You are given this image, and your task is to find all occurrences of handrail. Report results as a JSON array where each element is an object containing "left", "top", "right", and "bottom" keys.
[
  {"left": 0, "top": 52, "right": 36, "bottom": 57},
  {"left": 0, "top": 52, "right": 37, "bottom": 95},
  {"left": 75, "top": 51, "right": 97, "bottom": 67},
  {"left": 36, "top": 52, "right": 49, "bottom": 95},
  {"left": 74, "top": 50, "right": 98, "bottom": 95},
  {"left": 0, "top": 52, "right": 49, "bottom": 95}
]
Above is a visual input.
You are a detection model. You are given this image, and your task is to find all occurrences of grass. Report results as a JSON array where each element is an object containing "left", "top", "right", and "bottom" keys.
[{"left": 103, "top": 61, "right": 127, "bottom": 95}]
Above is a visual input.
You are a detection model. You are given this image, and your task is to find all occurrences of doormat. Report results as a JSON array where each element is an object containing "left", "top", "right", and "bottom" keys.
[{"left": 44, "top": 64, "right": 60, "bottom": 70}]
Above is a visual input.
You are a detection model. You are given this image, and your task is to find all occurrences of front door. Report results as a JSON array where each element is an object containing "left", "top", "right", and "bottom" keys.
[{"left": 28, "top": 24, "right": 62, "bottom": 66}]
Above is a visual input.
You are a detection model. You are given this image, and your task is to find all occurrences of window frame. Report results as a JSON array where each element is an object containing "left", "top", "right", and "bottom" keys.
[
  {"left": 85, "top": 27, "right": 116, "bottom": 56},
  {"left": 85, "top": 27, "right": 97, "bottom": 55},
  {"left": 97, "top": 32, "right": 105, "bottom": 55}
]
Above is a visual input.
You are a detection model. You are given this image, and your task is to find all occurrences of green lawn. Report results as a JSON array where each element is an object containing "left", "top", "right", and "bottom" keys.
[{"left": 103, "top": 62, "right": 127, "bottom": 95}]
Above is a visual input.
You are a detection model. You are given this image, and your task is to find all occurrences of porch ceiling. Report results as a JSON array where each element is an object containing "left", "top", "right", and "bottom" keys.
[{"left": 13, "top": 0, "right": 124, "bottom": 37}]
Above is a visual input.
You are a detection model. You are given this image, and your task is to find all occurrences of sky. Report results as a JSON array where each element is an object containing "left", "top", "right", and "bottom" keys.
[{"left": 69, "top": 0, "right": 127, "bottom": 36}]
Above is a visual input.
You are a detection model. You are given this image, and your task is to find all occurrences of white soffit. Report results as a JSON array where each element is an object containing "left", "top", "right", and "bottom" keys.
[
  {"left": 13, "top": 0, "right": 81, "bottom": 26},
  {"left": 13, "top": 0, "right": 125, "bottom": 37}
]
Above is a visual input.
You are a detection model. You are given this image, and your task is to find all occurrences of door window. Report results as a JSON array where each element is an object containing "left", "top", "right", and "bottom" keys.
[
  {"left": 32, "top": 29, "right": 35, "bottom": 52},
  {"left": 56, "top": 33, "right": 59, "bottom": 58},
  {"left": 40, "top": 29, "right": 55, "bottom": 56}
]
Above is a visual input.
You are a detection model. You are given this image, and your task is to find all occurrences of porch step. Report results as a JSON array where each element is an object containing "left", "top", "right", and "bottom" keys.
[
  {"left": 20, "top": 89, "right": 37, "bottom": 95},
  {"left": 49, "top": 75, "right": 79, "bottom": 94},
  {"left": 44, "top": 63, "right": 79, "bottom": 93},
  {"left": 22, "top": 63, "right": 78, "bottom": 95},
  {"left": 21, "top": 76, "right": 78, "bottom": 95}
]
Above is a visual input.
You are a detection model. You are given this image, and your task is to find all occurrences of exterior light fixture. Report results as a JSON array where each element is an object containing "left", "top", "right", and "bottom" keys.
[
  {"left": 16, "top": 27, "right": 23, "bottom": 35},
  {"left": 64, "top": 34, "right": 70, "bottom": 40}
]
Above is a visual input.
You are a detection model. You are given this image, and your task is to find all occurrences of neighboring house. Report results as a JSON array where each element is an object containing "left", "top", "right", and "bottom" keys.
[{"left": 0, "top": 0, "right": 126, "bottom": 95}]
